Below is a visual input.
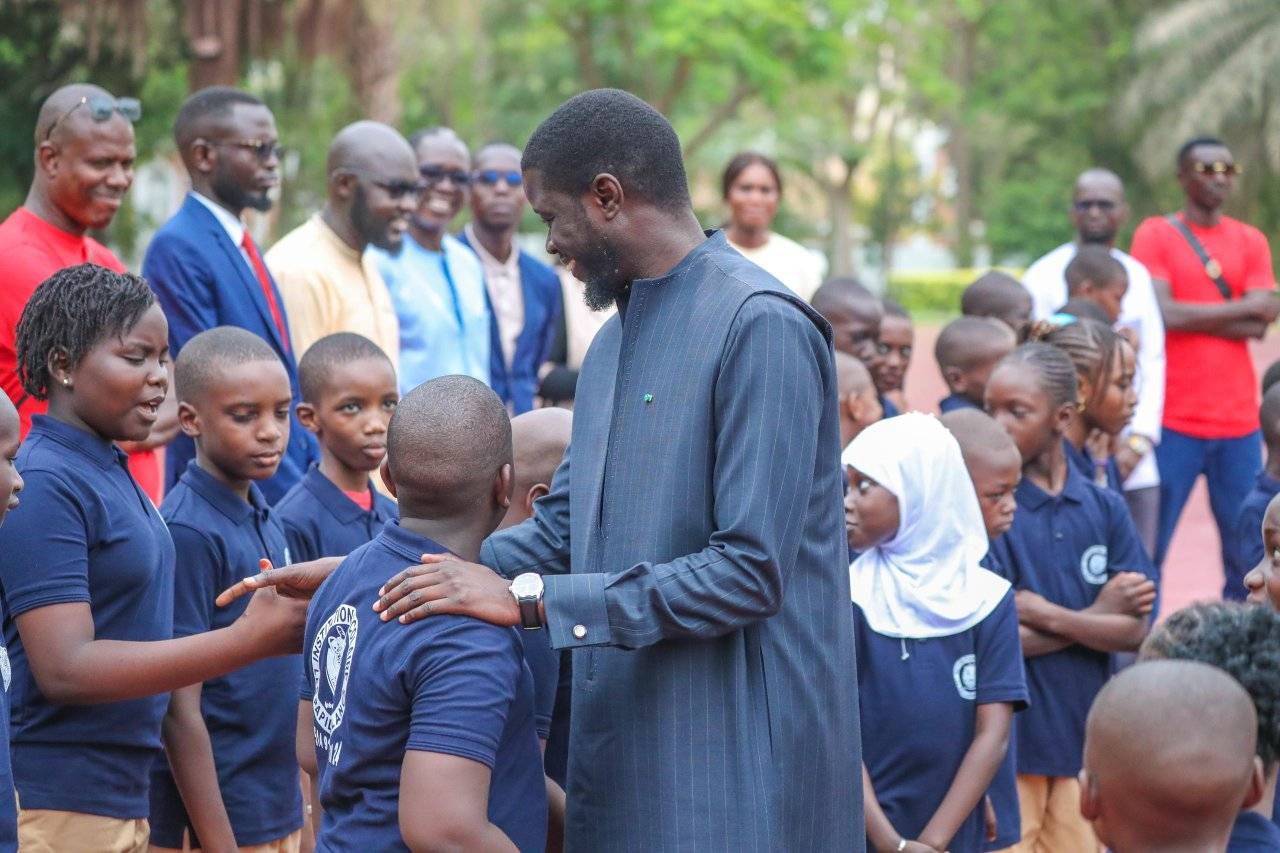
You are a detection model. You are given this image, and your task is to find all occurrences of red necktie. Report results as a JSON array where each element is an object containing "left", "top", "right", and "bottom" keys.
[{"left": 241, "top": 231, "right": 290, "bottom": 353}]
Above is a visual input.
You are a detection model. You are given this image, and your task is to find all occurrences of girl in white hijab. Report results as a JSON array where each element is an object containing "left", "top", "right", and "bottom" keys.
[{"left": 844, "top": 412, "right": 1027, "bottom": 853}]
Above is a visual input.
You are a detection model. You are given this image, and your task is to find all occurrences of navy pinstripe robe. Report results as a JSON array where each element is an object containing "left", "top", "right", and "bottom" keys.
[{"left": 481, "top": 231, "right": 862, "bottom": 851}]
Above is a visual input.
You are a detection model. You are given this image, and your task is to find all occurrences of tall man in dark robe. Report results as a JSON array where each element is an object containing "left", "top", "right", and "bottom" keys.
[{"left": 371, "top": 89, "right": 862, "bottom": 850}]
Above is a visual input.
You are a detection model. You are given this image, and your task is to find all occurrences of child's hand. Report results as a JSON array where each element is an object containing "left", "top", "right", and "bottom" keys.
[
  {"left": 234, "top": 585, "right": 309, "bottom": 657},
  {"left": 1094, "top": 572, "right": 1156, "bottom": 617},
  {"left": 215, "top": 557, "right": 341, "bottom": 607}
]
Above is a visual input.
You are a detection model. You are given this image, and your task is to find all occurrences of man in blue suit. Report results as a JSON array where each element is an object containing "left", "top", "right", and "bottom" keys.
[
  {"left": 142, "top": 87, "right": 315, "bottom": 503},
  {"left": 458, "top": 143, "right": 561, "bottom": 414}
]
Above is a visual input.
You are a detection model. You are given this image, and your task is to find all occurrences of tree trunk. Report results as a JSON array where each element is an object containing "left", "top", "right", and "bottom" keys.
[
  {"left": 949, "top": 10, "right": 977, "bottom": 267},
  {"left": 187, "top": 0, "right": 243, "bottom": 90}
]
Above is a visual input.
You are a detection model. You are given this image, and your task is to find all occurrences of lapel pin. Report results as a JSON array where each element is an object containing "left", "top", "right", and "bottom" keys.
[{"left": 643, "top": 393, "right": 654, "bottom": 404}]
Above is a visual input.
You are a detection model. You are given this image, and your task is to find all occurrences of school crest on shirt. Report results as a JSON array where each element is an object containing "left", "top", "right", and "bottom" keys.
[
  {"left": 1080, "top": 545, "right": 1109, "bottom": 585},
  {"left": 952, "top": 654, "right": 977, "bottom": 701},
  {"left": 0, "top": 644, "right": 9, "bottom": 692},
  {"left": 311, "top": 604, "right": 358, "bottom": 738}
]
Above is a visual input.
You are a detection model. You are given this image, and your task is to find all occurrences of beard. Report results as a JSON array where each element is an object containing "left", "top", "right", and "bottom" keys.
[
  {"left": 1079, "top": 228, "right": 1116, "bottom": 246},
  {"left": 579, "top": 241, "right": 626, "bottom": 311},
  {"left": 211, "top": 167, "right": 273, "bottom": 213},
  {"left": 353, "top": 184, "right": 401, "bottom": 252}
]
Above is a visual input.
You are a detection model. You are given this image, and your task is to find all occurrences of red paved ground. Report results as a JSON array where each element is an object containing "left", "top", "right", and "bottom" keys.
[{"left": 904, "top": 323, "right": 1280, "bottom": 618}]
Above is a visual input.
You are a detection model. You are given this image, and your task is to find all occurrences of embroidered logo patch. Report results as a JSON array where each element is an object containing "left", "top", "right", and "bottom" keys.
[
  {"left": 953, "top": 654, "right": 977, "bottom": 701},
  {"left": 1081, "top": 544, "right": 1109, "bottom": 585},
  {"left": 311, "top": 604, "right": 358, "bottom": 736},
  {"left": 0, "top": 644, "right": 10, "bottom": 692}
]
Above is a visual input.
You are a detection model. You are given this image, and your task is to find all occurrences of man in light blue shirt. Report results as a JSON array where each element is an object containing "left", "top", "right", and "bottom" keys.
[{"left": 371, "top": 128, "right": 489, "bottom": 391}]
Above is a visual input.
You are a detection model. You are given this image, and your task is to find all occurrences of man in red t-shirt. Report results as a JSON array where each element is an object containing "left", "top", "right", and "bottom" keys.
[
  {"left": 0, "top": 83, "right": 177, "bottom": 501},
  {"left": 1130, "top": 136, "right": 1279, "bottom": 587}
]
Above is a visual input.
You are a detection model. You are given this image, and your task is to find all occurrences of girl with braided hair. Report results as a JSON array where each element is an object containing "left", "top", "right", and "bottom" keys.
[{"left": 982, "top": 343, "right": 1157, "bottom": 851}]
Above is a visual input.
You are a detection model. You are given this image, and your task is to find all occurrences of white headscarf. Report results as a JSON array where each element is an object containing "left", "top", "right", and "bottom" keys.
[{"left": 843, "top": 412, "right": 1011, "bottom": 639}]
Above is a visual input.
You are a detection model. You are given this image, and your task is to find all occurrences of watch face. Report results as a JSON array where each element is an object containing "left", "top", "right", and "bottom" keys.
[{"left": 511, "top": 573, "right": 542, "bottom": 598}]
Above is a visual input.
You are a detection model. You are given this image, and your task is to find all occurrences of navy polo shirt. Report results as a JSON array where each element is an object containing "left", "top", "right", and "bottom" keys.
[
  {"left": 988, "top": 463, "right": 1154, "bottom": 777},
  {"left": 979, "top": 546, "right": 1022, "bottom": 851},
  {"left": 880, "top": 394, "right": 900, "bottom": 419},
  {"left": 1228, "top": 811, "right": 1280, "bottom": 852},
  {"left": 302, "top": 522, "right": 547, "bottom": 851},
  {"left": 0, "top": 594, "right": 16, "bottom": 852},
  {"left": 0, "top": 415, "right": 174, "bottom": 818},
  {"left": 1064, "top": 438, "right": 1123, "bottom": 495},
  {"left": 149, "top": 462, "right": 303, "bottom": 847},
  {"left": 274, "top": 464, "right": 397, "bottom": 563},
  {"left": 1227, "top": 472, "right": 1280, "bottom": 599},
  {"left": 856, "top": 592, "right": 1028, "bottom": 853},
  {"left": 940, "top": 393, "right": 980, "bottom": 414}
]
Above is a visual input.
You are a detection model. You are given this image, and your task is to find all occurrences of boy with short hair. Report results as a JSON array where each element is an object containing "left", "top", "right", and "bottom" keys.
[
  {"left": 1227, "top": 383, "right": 1280, "bottom": 600},
  {"left": 835, "top": 351, "right": 883, "bottom": 447},
  {"left": 150, "top": 326, "right": 304, "bottom": 852},
  {"left": 1080, "top": 660, "right": 1262, "bottom": 853},
  {"left": 1064, "top": 245, "right": 1129, "bottom": 325},
  {"left": 274, "top": 333, "right": 399, "bottom": 562},
  {"left": 874, "top": 299, "right": 914, "bottom": 415},
  {"left": 935, "top": 317, "right": 1017, "bottom": 414},
  {"left": 961, "top": 271, "right": 1033, "bottom": 337},
  {"left": 299, "top": 375, "right": 548, "bottom": 850}
]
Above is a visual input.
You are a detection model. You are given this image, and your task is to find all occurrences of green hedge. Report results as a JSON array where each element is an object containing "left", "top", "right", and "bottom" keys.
[{"left": 886, "top": 268, "right": 1025, "bottom": 317}]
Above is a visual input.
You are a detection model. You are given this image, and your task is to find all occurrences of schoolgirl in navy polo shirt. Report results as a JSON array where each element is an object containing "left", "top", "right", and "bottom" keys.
[
  {"left": 0, "top": 395, "right": 27, "bottom": 853},
  {"left": 984, "top": 343, "right": 1156, "bottom": 850},
  {"left": 275, "top": 333, "right": 398, "bottom": 563},
  {"left": 0, "top": 266, "right": 306, "bottom": 850},
  {"left": 844, "top": 413, "right": 1028, "bottom": 853},
  {"left": 1032, "top": 318, "right": 1137, "bottom": 495},
  {"left": 299, "top": 376, "right": 548, "bottom": 851},
  {"left": 148, "top": 328, "right": 305, "bottom": 852}
]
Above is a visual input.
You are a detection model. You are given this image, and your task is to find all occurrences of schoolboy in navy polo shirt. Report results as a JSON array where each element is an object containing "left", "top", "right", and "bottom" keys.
[
  {"left": 935, "top": 317, "right": 1017, "bottom": 415},
  {"left": 1227, "top": 384, "right": 1280, "bottom": 601},
  {"left": 276, "top": 333, "right": 398, "bottom": 563},
  {"left": 150, "top": 327, "right": 304, "bottom": 852},
  {"left": 0, "top": 395, "right": 25, "bottom": 852},
  {"left": 299, "top": 376, "right": 547, "bottom": 851},
  {"left": 984, "top": 344, "right": 1156, "bottom": 850}
]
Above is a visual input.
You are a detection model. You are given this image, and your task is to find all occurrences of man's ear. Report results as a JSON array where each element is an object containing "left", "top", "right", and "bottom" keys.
[
  {"left": 1077, "top": 769, "right": 1099, "bottom": 821},
  {"left": 295, "top": 402, "right": 319, "bottom": 435},
  {"left": 189, "top": 138, "right": 217, "bottom": 176},
  {"left": 177, "top": 401, "right": 201, "bottom": 439},
  {"left": 36, "top": 141, "right": 61, "bottom": 178},
  {"left": 1241, "top": 757, "right": 1266, "bottom": 810},
  {"left": 494, "top": 462, "right": 513, "bottom": 510},
  {"left": 589, "top": 173, "right": 624, "bottom": 220},
  {"left": 380, "top": 459, "right": 398, "bottom": 500},
  {"left": 330, "top": 170, "right": 356, "bottom": 202},
  {"left": 524, "top": 482, "right": 550, "bottom": 515},
  {"left": 944, "top": 366, "right": 967, "bottom": 394}
]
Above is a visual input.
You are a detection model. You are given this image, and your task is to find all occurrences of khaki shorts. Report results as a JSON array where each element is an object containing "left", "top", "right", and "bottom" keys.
[
  {"left": 992, "top": 774, "right": 1101, "bottom": 853},
  {"left": 150, "top": 828, "right": 303, "bottom": 853},
  {"left": 18, "top": 807, "right": 149, "bottom": 853}
]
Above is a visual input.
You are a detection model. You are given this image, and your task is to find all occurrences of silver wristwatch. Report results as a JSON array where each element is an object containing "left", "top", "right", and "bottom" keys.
[{"left": 510, "top": 573, "right": 545, "bottom": 630}]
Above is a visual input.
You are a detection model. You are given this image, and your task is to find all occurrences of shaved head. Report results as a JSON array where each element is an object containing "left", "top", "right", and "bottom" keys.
[
  {"left": 1072, "top": 168, "right": 1128, "bottom": 246},
  {"left": 409, "top": 127, "right": 469, "bottom": 162},
  {"left": 35, "top": 83, "right": 115, "bottom": 144},
  {"left": 1083, "top": 660, "right": 1260, "bottom": 851},
  {"left": 476, "top": 143, "right": 522, "bottom": 167},
  {"left": 175, "top": 326, "right": 284, "bottom": 406},
  {"left": 961, "top": 272, "right": 1032, "bottom": 333},
  {"left": 942, "top": 409, "right": 1017, "bottom": 462},
  {"left": 935, "top": 316, "right": 1016, "bottom": 371},
  {"left": 813, "top": 280, "right": 883, "bottom": 363},
  {"left": 1074, "top": 168, "right": 1124, "bottom": 198},
  {"left": 387, "top": 375, "right": 512, "bottom": 518},
  {"left": 511, "top": 408, "right": 572, "bottom": 493},
  {"left": 328, "top": 120, "right": 415, "bottom": 177},
  {"left": 835, "top": 351, "right": 873, "bottom": 398}
]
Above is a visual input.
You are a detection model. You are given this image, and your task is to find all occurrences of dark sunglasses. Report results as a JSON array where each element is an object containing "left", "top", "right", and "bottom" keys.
[
  {"left": 371, "top": 179, "right": 427, "bottom": 201},
  {"left": 474, "top": 169, "right": 523, "bottom": 187},
  {"left": 214, "top": 139, "right": 286, "bottom": 163},
  {"left": 45, "top": 95, "right": 142, "bottom": 140},
  {"left": 419, "top": 165, "right": 472, "bottom": 186},
  {"left": 1191, "top": 161, "right": 1242, "bottom": 176},
  {"left": 1073, "top": 199, "right": 1118, "bottom": 213}
]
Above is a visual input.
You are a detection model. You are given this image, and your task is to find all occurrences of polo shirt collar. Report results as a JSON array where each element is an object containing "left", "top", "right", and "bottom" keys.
[
  {"left": 179, "top": 459, "right": 268, "bottom": 523},
  {"left": 1014, "top": 454, "right": 1091, "bottom": 510},
  {"left": 378, "top": 519, "right": 446, "bottom": 560},
  {"left": 302, "top": 463, "right": 376, "bottom": 524},
  {"left": 30, "top": 414, "right": 122, "bottom": 469}
]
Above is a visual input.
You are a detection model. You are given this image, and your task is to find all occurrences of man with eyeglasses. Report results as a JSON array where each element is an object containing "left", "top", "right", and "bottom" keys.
[
  {"left": 1130, "top": 137, "right": 1280, "bottom": 593},
  {"left": 141, "top": 86, "right": 316, "bottom": 505},
  {"left": 0, "top": 83, "right": 175, "bottom": 503},
  {"left": 370, "top": 128, "right": 490, "bottom": 393},
  {"left": 265, "top": 121, "right": 414, "bottom": 368},
  {"left": 1021, "top": 168, "right": 1166, "bottom": 557},
  {"left": 458, "top": 143, "right": 562, "bottom": 415}
]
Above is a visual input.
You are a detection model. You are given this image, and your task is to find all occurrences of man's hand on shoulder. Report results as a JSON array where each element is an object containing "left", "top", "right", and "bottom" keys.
[{"left": 375, "top": 553, "right": 520, "bottom": 627}]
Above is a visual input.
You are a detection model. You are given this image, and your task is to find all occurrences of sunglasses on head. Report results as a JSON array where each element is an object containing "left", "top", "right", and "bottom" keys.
[
  {"left": 474, "top": 169, "right": 523, "bottom": 187},
  {"left": 1191, "top": 161, "right": 1242, "bottom": 176},
  {"left": 419, "top": 165, "right": 472, "bottom": 186},
  {"left": 45, "top": 95, "right": 142, "bottom": 141},
  {"left": 1073, "top": 199, "right": 1118, "bottom": 213}
]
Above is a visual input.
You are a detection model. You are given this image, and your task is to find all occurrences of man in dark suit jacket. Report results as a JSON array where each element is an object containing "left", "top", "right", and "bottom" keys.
[
  {"left": 142, "top": 86, "right": 315, "bottom": 503},
  {"left": 458, "top": 142, "right": 561, "bottom": 414}
]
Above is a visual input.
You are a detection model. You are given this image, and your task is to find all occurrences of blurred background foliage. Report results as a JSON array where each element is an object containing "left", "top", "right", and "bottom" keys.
[{"left": 1, "top": 0, "right": 1275, "bottom": 282}]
